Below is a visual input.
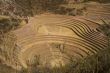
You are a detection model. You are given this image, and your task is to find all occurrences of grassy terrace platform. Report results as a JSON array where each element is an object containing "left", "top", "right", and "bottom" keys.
[
  {"left": 13, "top": 14, "right": 108, "bottom": 68},
  {"left": 0, "top": 1, "right": 110, "bottom": 72}
]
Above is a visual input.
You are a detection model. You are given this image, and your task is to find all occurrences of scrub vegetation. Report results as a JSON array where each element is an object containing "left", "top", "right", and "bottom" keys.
[{"left": 0, "top": 0, "right": 110, "bottom": 73}]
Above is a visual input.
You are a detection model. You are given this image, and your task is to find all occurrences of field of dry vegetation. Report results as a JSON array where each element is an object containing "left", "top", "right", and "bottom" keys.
[{"left": 0, "top": 0, "right": 110, "bottom": 73}]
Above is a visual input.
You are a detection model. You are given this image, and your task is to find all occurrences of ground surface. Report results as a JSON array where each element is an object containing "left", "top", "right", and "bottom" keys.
[{"left": 13, "top": 13, "right": 108, "bottom": 68}]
